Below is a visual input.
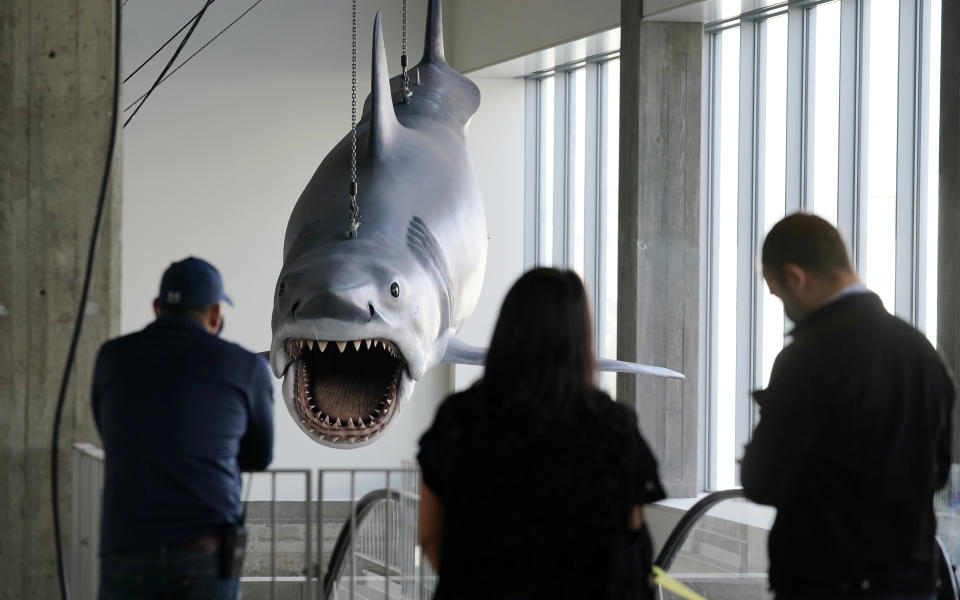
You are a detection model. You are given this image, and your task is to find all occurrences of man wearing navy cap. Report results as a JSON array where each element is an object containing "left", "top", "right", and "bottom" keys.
[{"left": 93, "top": 257, "right": 274, "bottom": 600}]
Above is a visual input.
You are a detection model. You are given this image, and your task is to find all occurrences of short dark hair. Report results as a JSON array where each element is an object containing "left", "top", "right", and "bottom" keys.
[
  {"left": 762, "top": 213, "right": 854, "bottom": 281},
  {"left": 157, "top": 302, "right": 211, "bottom": 321},
  {"left": 482, "top": 268, "right": 595, "bottom": 417}
]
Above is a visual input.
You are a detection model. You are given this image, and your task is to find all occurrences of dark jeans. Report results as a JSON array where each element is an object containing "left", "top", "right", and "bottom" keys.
[{"left": 99, "top": 546, "right": 239, "bottom": 600}]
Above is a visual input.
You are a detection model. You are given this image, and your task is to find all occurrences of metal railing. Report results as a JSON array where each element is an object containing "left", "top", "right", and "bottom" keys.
[
  {"left": 72, "top": 445, "right": 960, "bottom": 599},
  {"left": 71, "top": 443, "right": 105, "bottom": 600},
  {"left": 69, "top": 444, "right": 435, "bottom": 600},
  {"left": 318, "top": 469, "right": 437, "bottom": 600}
]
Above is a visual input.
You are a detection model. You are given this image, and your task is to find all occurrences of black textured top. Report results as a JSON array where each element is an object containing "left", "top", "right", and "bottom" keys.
[{"left": 418, "top": 385, "right": 665, "bottom": 599}]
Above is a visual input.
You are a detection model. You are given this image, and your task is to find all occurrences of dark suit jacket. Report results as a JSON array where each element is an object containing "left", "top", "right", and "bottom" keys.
[{"left": 741, "top": 292, "right": 954, "bottom": 595}]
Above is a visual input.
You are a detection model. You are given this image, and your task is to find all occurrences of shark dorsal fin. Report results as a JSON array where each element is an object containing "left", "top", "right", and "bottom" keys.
[
  {"left": 421, "top": 0, "right": 445, "bottom": 65},
  {"left": 370, "top": 12, "right": 400, "bottom": 157}
]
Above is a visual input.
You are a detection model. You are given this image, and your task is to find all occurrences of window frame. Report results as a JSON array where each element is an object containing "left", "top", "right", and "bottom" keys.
[
  {"left": 702, "top": 0, "right": 938, "bottom": 491},
  {"left": 525, "top": 52, "right": 621, "bottom": 362}
]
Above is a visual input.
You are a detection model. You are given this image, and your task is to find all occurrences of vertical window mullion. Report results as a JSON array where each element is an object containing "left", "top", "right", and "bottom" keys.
[
  {"left": 894, "top": 0, "right": 926, "bottom": 325},
  {"left": 704, "top": 33, "right": 723, "bottom": 491},
  {"left": 553, "top": 73, "right": 570, "bottom": 268},
  {"left": 785, "top": 6, "right": 808, "bottom": 213},
  {"left": 537, "top": 76, "right": 556, "bottom": 266},
  {"left": 837, "top": 0, "right": 867, "bottom": 273},
  {"left": 584, "top": 62, "right": 603, "bottom": 355},
  {"left": 735, "top": 19, "right": 760, "bottom": 486},
  {"left": 524, "top": 78, "right": 540, "bottom": 268}
]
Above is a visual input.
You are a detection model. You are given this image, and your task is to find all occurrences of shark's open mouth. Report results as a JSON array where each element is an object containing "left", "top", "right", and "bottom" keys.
[{"left": 286, "top": 337, "right": 405, "bottom": 443}]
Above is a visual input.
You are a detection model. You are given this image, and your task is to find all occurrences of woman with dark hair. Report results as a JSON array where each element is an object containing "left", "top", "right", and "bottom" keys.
[{"left": 417, "top": 268, "right": 665, "bottom": 599}]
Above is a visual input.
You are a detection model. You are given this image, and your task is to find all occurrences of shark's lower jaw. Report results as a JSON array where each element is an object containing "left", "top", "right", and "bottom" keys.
[{"left": 287, "top": 337, "right": 404, "bottom": 444}]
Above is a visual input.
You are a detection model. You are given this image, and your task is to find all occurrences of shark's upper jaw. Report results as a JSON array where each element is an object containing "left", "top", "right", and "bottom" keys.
[{"left": 284, "top": 336, "right": 407, "bottom": 444}]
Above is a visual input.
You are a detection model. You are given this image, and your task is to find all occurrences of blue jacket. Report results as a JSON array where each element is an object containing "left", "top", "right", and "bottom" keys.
[{"left": 92, "top": 316, "right": 274, "bottom": 555}]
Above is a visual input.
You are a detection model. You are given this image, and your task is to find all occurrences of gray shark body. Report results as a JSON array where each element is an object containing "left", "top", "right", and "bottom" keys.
[
  {"left": 270, "top": 3, "right": 484, "bottom": 447},
  {"left": 270, "top": 1, "right": 682, "bottom": 449}
]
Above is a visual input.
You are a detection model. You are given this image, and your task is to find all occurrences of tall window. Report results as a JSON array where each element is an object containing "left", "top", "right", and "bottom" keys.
[
  {"left": 704, "top": 0, "right": 940, "bottom": 490},
  {"left": 526, "top": 54, "right": 621, "bottom": 393}
]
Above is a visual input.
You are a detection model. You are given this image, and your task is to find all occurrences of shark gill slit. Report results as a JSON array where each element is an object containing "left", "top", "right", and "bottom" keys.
[{"left": 406, "top": 215, "right": 454, "bottom": 334}]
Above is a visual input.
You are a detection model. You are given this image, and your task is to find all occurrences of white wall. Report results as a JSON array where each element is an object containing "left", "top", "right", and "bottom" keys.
[
  {"left": 453, "top": 77, "right": 526, "bottom": 391},
  {"left": 121, "top": 1, "right": 524, "bottom": 498}
]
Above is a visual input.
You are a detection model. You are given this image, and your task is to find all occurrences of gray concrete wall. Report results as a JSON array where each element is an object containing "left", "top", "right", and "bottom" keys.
[
  {"left": 0, "top": 0, "right": 121, "bottom": 597},
  {"left": 617, "top": 0, "right": 703, "bottom": 497},
  {"left": 939, "top": 0, "right": 960, "bottom": 462}
]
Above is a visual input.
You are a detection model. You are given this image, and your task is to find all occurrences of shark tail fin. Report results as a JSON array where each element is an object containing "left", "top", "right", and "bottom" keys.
[
  {"left": 410, "top": 0, "right": 481, "bottom": 129},
  {"left": 442, "top": 337, "right": 685, "bottom": 380},
  {"left": 421, "top": 0, "right": 445, "bottom": 65}
]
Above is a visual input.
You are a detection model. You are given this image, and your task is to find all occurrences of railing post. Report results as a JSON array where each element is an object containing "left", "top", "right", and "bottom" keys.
[
  {"left": 304, "top": 469, "right": 312, "bottom": 600},
  {"left": 317, "top": 470, "right": 324, "bottom": 600},
  {"left": 350, "top": 471, "right": 356, "bottom": 599},
  {"left": 271, "top": 471, "right": 277, "bottom": 600},
  {"left": 71, "top": 446, "right": 81, "bottom": 600},
  {"left": 385, "top": 470, "right": 392, "bottom": 600}
]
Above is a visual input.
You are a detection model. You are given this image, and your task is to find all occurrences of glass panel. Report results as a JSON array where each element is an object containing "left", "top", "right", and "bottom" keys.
[
  {"left": 602, "top": 59, "right": 620, "bottom": 396},
  {"left": 539, "top": 76, "right": 555, "bottom": 266},
  {"left": 760, "top": 13, "right": 787, "bottom": 388},
  {"left": 810, "top": 1, "right": 841, "bottom": 224},
  {"left": 715, "top": 28, "right": 740, "bottom": 491},
  {"left": 863, "top": 0, "right": 899, "bottom": 312},
  {"left": 572, "top": 68, "right": 587, "bottom": 277},
  {"left": 925, "top": 0, "right": 941, "bottom": 343}
]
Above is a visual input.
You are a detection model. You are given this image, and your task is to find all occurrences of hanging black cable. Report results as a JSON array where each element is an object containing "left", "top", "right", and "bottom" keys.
[
  {"left": 52, "top": 0, "right": 122, "bottom": 597},
  {"left": 123, "top": 0, "right": 215, "bottom": 128},
  {"left": 123, "top": 0, "right": 266, "bottom": 114},
  {"left": 122, "top": 4, "right": 214, "bottom": 84}
]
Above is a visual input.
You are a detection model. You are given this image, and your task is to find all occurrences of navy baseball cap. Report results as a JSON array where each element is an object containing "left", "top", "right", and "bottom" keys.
[{"left": 158, "top": 257, "right": 234, "bottom": 307}]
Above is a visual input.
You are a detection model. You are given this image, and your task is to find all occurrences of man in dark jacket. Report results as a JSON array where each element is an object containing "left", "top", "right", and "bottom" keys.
[
  {"left": 93, "top": 257, "right": 274, "bottom": 600},
  {"left": 741, "top": 213, "right": 954, "bottom": 600}
]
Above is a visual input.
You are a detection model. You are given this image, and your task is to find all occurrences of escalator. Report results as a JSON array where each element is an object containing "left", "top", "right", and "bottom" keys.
[{"left": 322, "top": 488, "right": 960, "bottom": 600}]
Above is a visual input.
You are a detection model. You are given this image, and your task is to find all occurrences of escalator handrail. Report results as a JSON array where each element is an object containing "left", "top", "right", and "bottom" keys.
[
  {"left": 653, "top": 488, "right": 745, "bottom": 571},
  {"left": 651, "top": 490, "right": 960, "bottom": 600},
  {"left": 323, "top": 488, "right": 404, "bottom": 599}
]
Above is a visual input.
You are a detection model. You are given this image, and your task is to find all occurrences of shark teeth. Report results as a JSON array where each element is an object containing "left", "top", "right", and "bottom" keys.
[{"left": 286, "top": 337, "right": 403, "bottom": 360}]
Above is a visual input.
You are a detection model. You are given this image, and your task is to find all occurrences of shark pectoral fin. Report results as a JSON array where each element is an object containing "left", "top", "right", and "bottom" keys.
[
  {"left": 441, "top": 337, "right": 486, "bottom": 366},
  {"left": 595, "top": 358, "right": 685, "bottom": 380}
]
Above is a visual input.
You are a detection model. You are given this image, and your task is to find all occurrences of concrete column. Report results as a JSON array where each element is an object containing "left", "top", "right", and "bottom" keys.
[
  {"left": 939, "top": 0, "right": 960, "bottom": 461},
  {"left": 0, "top": 0, "right": 120, "bottom": 596},
  {"left": 617, "top": 0, "right": 702, "bottom": 497}
]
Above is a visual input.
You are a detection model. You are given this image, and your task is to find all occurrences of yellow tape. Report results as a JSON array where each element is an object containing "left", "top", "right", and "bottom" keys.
[{"left": 650, "top": 566, "right": 708, "bottom": 600}]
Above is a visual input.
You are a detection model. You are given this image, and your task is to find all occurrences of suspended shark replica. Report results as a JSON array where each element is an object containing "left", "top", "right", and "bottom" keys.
[{"left": 270, "top": 0, "right": 683, "bottom": 448}]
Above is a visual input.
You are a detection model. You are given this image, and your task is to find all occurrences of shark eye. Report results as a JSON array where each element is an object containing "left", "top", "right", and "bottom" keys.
[
  {"left": 278, "top": 280, "right": 286, "bottom": 297},
  {"left": 390, "top": 282, "right": 400, "bottom": 298}
]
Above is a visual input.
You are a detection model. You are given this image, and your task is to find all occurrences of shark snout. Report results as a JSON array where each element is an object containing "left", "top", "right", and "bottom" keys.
[{"left": 293, "top": 287, "right": 376, "bottom": 323}]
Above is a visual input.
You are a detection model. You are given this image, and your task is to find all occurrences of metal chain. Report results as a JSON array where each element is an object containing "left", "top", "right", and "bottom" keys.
[
  {"left": 346, "top": 0, "right": 360, "bottom": 238},
  {"left": 400, "top": 0, "right": 413, "bottom": 103}
]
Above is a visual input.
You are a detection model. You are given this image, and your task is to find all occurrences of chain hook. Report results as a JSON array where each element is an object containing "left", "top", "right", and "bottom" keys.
[{"left": 400, "top": 0, "right": 413, "bottom": 104}]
